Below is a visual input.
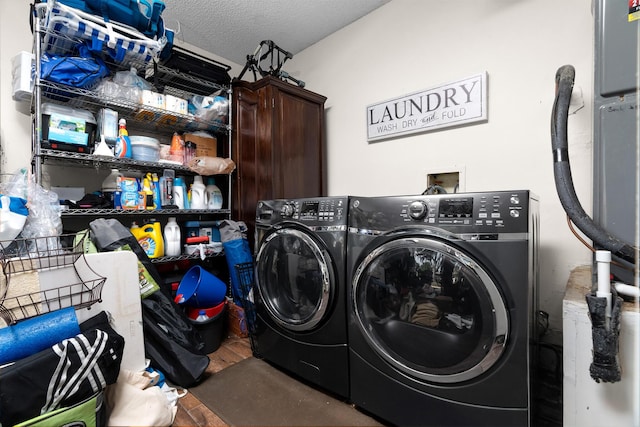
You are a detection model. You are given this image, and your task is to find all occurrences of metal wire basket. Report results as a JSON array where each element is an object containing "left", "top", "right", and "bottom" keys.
[
  {"left": 0, "top": 233, "right": 105, "bottom": 325},
  {"left": 234, "top": 262, "right": 258, "bottom": 353}
]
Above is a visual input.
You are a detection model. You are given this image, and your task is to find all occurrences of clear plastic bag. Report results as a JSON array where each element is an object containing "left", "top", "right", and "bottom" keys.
[
  {"left": 0, "top": 168, "right": 62, "bottom": 245},
  {"left": 189, "top": 94, "right": 228, "bottom": 124},
  {"left": 96, "top": 67, "right": 153, "bottom": 103}
]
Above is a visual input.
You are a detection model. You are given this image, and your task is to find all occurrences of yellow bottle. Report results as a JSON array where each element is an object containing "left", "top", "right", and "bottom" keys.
[
  {"left": 131, "top": 221, "right": 164, "bottom": 258},
  {"left": 142, "top": 174, "right": 155, "bottom": 210}
]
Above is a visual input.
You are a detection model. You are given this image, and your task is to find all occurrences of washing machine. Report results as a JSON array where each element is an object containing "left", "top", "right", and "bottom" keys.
[
  {"left": 347, "top": 190, "right": 539, "bottom": 426},
  {"left": 254, "top": 196, "right": 350, "bottom": 399}
]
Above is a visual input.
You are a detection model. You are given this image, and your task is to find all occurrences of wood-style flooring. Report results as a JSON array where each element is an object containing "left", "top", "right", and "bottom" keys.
[{"left": 173, "top": 333, "right": 253, "bottom": 427}]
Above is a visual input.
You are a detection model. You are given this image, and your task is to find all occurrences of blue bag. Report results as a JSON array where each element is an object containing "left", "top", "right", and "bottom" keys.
[
  {"left": 53, "top": 0, "right": 168, "bottom": 40},
  {"left": 41, "top": 44, "right": 109, "bottom": 89},
  {"left": 219, "top": 220, "right": 254, "bottom": 302}
]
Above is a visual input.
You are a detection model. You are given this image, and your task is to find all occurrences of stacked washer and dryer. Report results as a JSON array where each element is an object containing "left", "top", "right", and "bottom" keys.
[{"left": 253, "top": 191, "right": 539, "bottom": 426}]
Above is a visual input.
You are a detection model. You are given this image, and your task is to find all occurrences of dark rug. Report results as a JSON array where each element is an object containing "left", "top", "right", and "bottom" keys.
[{"left": 190, "top": 357, "right": 384, "bottom": 426}]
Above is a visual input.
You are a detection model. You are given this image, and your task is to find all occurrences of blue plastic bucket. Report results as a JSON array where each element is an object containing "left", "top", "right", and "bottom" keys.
[{"left": 176, "top": 265, "right": 226, "bottom": 307}]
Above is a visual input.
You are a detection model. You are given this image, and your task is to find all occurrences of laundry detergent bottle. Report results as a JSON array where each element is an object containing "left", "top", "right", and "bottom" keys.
[
  {"left": 173, "top": 177, "right": 186, "bottom": 209},
  {"left": 164, "top": 217, "right": 181, "bottom": 256},
  {"left": 190, "top": 175, "right": 207, "bottom": 209},
  {"left": 206, "top": 177, "right": 223, "bottom": 210},
  {"left": 132, "top": 220, "right": 164, "bottom": 258}
]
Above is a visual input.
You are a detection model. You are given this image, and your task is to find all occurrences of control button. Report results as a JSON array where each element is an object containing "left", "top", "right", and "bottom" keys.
[
  {"left": 510, "top": 209, "right": 520, "bottom": 218},
  {"left": 510, "top": 195, "right": 520, "bottom": 205},
  {"left": 408, "top": 201, "right": 428, "bottom": 220},
  {"left": 479, "top": 212, "right": 488, "bottom": 218},
  {"left": 491, "top": 213, "right": 501, "bottom": 218}
]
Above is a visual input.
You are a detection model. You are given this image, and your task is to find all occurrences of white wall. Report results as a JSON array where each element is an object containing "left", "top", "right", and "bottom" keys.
[
  {"left": 287, "top": 0, "right": 595, "bottom": 342},
  {"left": 0, "top": 0, "right": 33, "bottom": 174},
  {"left": 0, "top": 0, "right": 595, "bottom": 339}
]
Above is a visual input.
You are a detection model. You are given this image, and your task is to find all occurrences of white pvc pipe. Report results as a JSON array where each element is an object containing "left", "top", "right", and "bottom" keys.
[
  {"left": 615, "top": 282, "right": 640, "bottom": 298},
  {"left": 595, "top": 250, "right": 612, "bottom": 328}
]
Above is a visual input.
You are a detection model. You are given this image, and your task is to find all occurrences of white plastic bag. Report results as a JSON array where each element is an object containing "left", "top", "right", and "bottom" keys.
[{"left": 0, "top": 195, "right": 28, "bottom": 244}]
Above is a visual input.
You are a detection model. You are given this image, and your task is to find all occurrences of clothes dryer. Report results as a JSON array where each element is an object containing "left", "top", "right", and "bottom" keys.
[
  {"left": 254, "top": 196, "right": 350, "bottom": 399},
  {"left": 347, "top": 190, "right": 539, "bottom": 426}
]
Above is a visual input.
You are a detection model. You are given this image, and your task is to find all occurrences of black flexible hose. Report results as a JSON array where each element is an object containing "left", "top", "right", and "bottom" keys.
[{"left": 551, "top": 65, "right": 636, "bottom": 264}]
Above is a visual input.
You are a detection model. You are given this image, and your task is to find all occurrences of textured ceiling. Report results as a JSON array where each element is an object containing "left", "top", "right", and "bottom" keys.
[{"left": 161, "top": 0, "right": 391, "bottom": 67}]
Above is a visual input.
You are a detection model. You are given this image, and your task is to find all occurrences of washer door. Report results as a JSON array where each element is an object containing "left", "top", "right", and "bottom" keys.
[
  {"left": 256, "top": 226, "right": 334, "bottom": 332},
  {"left": 352, "top": 235, "right": 509, "bottom": 384}
]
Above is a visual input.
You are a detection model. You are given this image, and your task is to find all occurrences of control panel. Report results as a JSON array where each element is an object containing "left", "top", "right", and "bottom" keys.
[
  {"left": 401, "top": 191, "right": 531, "bottom": 232},
  {"left": 257, "top": 197, "right": 348, "bottom": 226}
]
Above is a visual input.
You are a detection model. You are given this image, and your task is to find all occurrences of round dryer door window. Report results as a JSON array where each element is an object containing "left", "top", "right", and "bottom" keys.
[
  {"left": 256, "top": 228, "right": 333, "bottom": 332},
  {"left": 352, "top": 236, "right": 509, "bottom": 383}
]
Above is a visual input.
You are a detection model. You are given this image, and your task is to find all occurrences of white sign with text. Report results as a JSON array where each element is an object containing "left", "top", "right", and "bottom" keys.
[{"left": 366, "top": 72, "right": 488, "bottom": 141}]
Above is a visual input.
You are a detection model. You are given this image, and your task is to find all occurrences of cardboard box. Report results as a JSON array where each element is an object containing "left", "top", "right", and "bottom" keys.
[{"left": 184, "top": 132, "right": 217, "bottom": 158}]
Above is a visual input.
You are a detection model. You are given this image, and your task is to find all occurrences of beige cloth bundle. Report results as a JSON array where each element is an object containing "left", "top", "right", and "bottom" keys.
[{"left": 188, "top": 156, "right": 236, "bottom": 175}]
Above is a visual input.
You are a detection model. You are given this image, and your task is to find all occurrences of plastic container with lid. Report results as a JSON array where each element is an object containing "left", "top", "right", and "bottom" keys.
[
  {"left": 41, "top": 103, "right": 97, "bottom": 153},
  {"left": 130, "top": 135, "right": 160, "bottom": 162}
]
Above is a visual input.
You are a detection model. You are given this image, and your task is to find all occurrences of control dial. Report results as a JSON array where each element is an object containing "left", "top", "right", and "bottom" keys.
[
  {"left": 280, "top": 203, "right": 295, "bottom": 217},
  {"left": 408, "top": 201, "right": 428, "bottom": 220}
]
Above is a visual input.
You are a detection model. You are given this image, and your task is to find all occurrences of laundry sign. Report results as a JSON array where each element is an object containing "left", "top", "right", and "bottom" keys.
[{"left": 366, "top": 72, "right": 487, "bottom": 142}]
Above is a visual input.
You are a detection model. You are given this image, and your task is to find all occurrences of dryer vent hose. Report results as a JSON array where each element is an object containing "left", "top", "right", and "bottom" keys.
[{"left": 550, "top": 65, "right": 636, "bottom": 265}]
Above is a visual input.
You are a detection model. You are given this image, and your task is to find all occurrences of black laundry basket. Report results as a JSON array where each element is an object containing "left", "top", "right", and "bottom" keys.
[{"left": 234, "top": 262, "right": 258, "bottom": 354}]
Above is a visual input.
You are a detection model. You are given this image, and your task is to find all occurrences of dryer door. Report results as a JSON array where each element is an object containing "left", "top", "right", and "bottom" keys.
[
  {"left": 255, "top": 226, "right": 334, "bottom": 332},
  {"left": 352, "top": 235, "right": 509, "bottom": 384}
]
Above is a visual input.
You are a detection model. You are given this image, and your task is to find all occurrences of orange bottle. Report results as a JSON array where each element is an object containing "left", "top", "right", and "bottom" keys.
[{"left": 169, "top": 132, "right": 184, "bottom": 164}]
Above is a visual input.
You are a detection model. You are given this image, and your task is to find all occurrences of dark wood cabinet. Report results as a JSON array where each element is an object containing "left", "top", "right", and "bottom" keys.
[{"left": 232, "top": 76, "right": 327, "bottom": 248}]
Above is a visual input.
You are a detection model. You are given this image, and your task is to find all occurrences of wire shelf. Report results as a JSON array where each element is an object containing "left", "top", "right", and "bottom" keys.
[{"left": 0, "top": 233, "right": 105, "bottom": 325}]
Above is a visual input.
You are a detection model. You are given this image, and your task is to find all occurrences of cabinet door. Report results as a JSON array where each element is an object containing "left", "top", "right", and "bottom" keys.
[
  {"left": 270, "top": 85, "right": 326, "bottom": 199},
  {"left": 232, "top": 85, "right": 261, "bottom": 240},
  {"left": 232, "top": 77, "right": 327, "bottom": 249}
]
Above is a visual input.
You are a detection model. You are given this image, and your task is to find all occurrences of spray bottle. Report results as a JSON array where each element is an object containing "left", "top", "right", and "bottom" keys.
[{"left": 115, "top": 118, "right": 132, "bottom": 158}]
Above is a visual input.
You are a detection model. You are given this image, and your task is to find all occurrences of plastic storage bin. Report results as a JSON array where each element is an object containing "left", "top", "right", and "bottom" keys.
[
  {"left": 41, "top": 103, "right": 96, "bottom": 152},
  {"left": 130, "top": 136, "right": 160, "bottom": 162}
]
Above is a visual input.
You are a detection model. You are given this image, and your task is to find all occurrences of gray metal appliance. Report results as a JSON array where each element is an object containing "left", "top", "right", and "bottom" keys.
[
  {"left": 593, "top": 0, "right": 638, "bottom": 284},
  {"left": 347, "top": 190, "right": 539, "bottom": 426},
  {"left": 253, "top": 196, "right": 350, "bottom": 399}
]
